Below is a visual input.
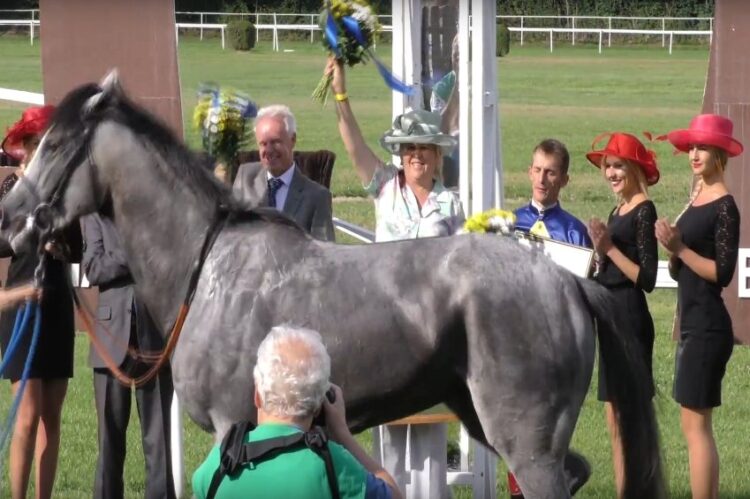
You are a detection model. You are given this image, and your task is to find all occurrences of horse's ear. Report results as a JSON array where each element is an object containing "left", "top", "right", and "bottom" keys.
[
  {"left": 99, "top": 69, "right": 122, "bottom": 97},
  {"left": 83, "top": 69, "right": 122, "bottom": 116}
]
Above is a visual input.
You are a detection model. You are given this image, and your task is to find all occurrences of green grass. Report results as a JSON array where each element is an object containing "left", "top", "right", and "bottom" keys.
[{"left": 2, "top": 34, "right": 750, "bottom": 497}]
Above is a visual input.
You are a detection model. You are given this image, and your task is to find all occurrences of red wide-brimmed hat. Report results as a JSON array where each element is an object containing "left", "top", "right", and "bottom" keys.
[
  {"left": 667, "top": 114, "right": 743, "bottom": 157},
  {"left": 1, "top": 105, "right": 56, "bottom": 161},
  {"left": 586, "top": 132, "right": 660, "bottom": 186}
]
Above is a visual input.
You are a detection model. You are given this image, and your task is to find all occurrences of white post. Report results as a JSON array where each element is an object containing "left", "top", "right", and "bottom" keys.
[
  {"left": 661, "top": 18, "right": 665, "bottom": 47},
  {"left": 175, "top": 25, "right": 179, "bottom": 46},
  {"left": 30, "top": 10, "right": 35, "bottom": 46},
  {"left": 520, "top": 16, "right": 524, "bottom": 46},
  {"left": 608, "top": 16, "right": 612, "bottom": 46},
  {"left": 598, "top": 30, "right": 602, "bottom": 54},
  {"left": 221, "top": 26, "right": 225, "bottom": 50},
  {"left": 458, "top": 0, "right": 470, "bottom": 212},
  {"left": 256, "top": 12, "right": 260, "bottom": 45},
  {"left": 310, "top": 13, "right": 315, "bottom": 43},
  {"left": 471, "top": 0, "right": 501, "bottom": 214},
  {"left": 200, "top": 12, "right": 204, "bottom": 40},
  {"left": 549, "top": 29, "right": 553, "bottom": 53},
  {"left": 669, "top": 31, "right": 673, "bottom": 55},
  {"left": 571, "top": 16, "right": 575, "bottom": 46},
  {"left": 391, "top": 0, "right": 422, "bottom": 122},
  {"left": 170, "top": 393, "right": 184, "bottom": 498}
]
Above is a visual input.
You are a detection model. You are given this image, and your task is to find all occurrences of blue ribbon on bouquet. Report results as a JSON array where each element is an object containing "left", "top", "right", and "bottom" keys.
[{"left": 325, "top": 12, "right": 414, "bottom": 96}]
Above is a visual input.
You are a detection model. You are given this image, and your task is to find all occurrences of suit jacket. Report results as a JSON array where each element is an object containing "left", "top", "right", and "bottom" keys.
[
  {"left": 81, "top": 213, "right": 164, "bottom": 368},
  {"left": 233, "top": 162, "right": 335, "bottom": 242}
]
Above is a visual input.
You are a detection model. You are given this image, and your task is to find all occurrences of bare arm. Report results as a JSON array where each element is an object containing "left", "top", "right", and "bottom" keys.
[
  {"left": 0, "top": 284, "right": 39, "bottom": 310},
  {"left": 327, "top": 58, "right": 384, "bottom": 186},
  {"left": 325, "top": 385, "right": 403, "bottom": 499}
]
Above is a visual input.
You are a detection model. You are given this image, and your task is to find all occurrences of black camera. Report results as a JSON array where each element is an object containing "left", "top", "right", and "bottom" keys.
[{"left": 312, "top": 387, "right": 336, "bottom": 428}]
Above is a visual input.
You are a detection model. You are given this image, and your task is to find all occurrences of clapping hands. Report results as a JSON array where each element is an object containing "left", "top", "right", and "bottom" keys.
[{"left": 655, "top": 218, "right": 683, "bottom": 255}]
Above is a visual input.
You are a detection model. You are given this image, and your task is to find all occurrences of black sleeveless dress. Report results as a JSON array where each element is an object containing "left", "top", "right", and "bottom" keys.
[
  {"left": 0, "top": 174, "right": 80, "bottom": 382},
  {"left": 673, "top": 195, "right": 739, "bottom": 409},
  {"left": 595, "top": 200, "right": 658, "bottom": 401}
]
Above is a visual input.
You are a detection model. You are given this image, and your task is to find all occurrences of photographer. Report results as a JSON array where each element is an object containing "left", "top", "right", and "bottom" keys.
[{"left": 192, "top": 325, "right": 403, "bottom": 499}]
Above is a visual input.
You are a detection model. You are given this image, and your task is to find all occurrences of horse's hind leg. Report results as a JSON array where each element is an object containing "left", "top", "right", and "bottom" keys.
[
  {"left": 467, "top": 377, "right": 573, "bottom": 498},
  {"left": 464, "top": 353, "right": 587, "bottom": 499}
]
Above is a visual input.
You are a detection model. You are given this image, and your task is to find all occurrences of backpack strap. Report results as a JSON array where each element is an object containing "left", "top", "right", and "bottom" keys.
[
  {"left": 206, "top": 423, "right": 341, "bottom": 499},
  {"left": 305, "top": 426, "right": 342, "bottom": 499},
  {"left": 206, "top": 420, "right": 257, "bottom": 499}
]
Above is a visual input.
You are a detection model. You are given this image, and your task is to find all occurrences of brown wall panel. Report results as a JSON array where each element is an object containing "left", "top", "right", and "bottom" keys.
[
  {"left": 701, "top": 0, "right": 750, "bottom": 344},
  {"left": 39, "top": 0, "right": 183, "bottom": 136},
  {"left": 36, "top": 0, "right": 183, "bottom": 331}
]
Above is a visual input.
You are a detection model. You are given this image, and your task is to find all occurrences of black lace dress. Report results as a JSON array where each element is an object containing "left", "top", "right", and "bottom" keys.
[
  {"left": 0, "top": 174, "right": 80, "bottom": 382},
  {"left": 595, "top": 200, "right": 658, "bottom": 401},
  {"left": 673, "top": 194, "right": 739, "bottom": 409}
]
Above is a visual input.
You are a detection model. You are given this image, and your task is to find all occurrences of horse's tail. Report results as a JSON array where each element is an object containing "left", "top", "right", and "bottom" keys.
[{"left": 575, "top": 277, "right": 667, "bottom": 499}]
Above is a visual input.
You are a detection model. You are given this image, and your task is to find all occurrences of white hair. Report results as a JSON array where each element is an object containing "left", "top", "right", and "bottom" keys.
[
  {"left": 254, "top": 104, "right": 297, "bottom": 136},
  {"left": 253, "top": 325, "right": 331, "bottom": 419}
]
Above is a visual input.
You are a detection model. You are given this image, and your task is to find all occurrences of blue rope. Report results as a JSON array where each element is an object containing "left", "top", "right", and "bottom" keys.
[
  {"left": 0, "top": 302, "right": 42, "bottom": 459},
  {"left": 0, "top": 303, "right": 34, "bottom": 377}
]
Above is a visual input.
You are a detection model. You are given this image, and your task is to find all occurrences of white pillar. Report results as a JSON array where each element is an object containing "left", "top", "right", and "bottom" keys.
[
  {"left": 458, "top": 1, "right": 503, "bottom": 215},
  {"left": 470, "top": 0, "right": 502, "bottom": 213},
  {"left": 392, "top": 0, "right": 423, "bottom": 120}
]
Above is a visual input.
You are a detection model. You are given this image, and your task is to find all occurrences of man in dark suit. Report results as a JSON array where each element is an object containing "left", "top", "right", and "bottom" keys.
[
  {"left": 81, "top": 213, "right": 175, "bottom": 499},
  {"left": 233, "top": 104, "right": 336, "bottom": 241}
]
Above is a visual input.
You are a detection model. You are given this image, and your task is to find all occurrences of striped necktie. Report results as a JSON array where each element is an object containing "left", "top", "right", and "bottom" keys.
[{"left": 267, "top": 177, "right": 284, "bottom": 209}]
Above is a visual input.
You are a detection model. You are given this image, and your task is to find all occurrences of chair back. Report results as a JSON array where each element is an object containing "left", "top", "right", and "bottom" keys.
[{"left": 236, "top": 150, "right": 336, "bottom": 189}]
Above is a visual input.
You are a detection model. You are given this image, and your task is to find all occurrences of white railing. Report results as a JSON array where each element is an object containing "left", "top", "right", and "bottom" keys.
[
  {"left": 507, "top": 27, "right": 711, "bottom": 54},
  {"left": 0, "top": 7, "right": 38, "bottom": 46},
  {"left": 1, "top": 9, "right": 712, "bottom": 53},
  {"left": 497, "top": 14, "right": 713, "bottom": 48}
]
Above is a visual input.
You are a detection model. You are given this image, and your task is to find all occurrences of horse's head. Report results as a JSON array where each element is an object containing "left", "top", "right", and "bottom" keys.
[{"left": 0, "top": 72, "right": 122, "bottom": 250}]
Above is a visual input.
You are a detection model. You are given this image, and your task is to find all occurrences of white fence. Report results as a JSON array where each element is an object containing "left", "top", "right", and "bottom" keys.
[{"left": 1, "top": 10, "right": 712, "bottom": 54}]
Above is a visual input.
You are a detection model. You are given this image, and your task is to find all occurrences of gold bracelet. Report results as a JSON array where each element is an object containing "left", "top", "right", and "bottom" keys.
[{"left": 334, "top": 92, "right": 348, "bottom": 102}]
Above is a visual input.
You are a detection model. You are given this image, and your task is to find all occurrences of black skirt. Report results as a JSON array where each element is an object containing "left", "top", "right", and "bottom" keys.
[
  {"left": 0, "top": 258, "right": 75, "bottom": 382},
  {"left": 673, "top": 329, "right": 733, "bottom": 409},
  {"left": 597, "top": 286, "right": 655, "bottom": 402}
]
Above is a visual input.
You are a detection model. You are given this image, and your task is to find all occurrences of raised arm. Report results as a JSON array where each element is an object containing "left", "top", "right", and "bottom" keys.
[{"left": 327, "top": 58, "right": 384, "bottom": 185}]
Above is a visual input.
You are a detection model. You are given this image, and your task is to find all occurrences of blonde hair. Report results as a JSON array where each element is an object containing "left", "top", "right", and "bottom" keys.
[
  {"left": 675, "top": 145, "right": 728, "bottom": 222},
  {"left": 600, "top": 156, "right": 649, "bottom": 205}
]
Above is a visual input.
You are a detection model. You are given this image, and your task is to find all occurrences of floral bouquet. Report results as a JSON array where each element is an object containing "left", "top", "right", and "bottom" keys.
[
  {"left": 462, "top": 209, "right": 516, "bottom": 236},
  {"left": 193, "top": 83, "right": 257, "bottom": 181},
  {"left": 313, "top": 0, "right": 411, "bottom": 103}
]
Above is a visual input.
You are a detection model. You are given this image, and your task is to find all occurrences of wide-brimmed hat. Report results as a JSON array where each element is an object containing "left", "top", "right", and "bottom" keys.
[
  {"left": 1, "top": 105, "right": 56, "bottom": 161},
  {"left": 586, "top": 132, "right": 660, "bottom": 186},
  {"left": 379, "top": 109, "right": 457, "bottom": 155},
  {"left": 667, "top": 114, "right": 743, "bottom": 158}
]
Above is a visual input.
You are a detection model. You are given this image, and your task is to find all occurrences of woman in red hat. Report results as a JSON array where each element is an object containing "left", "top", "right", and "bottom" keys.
[
  {"left": 585, "top": 132, "right": 660, "bottom": 496},
  {"left": 655, "top": 114, "right": 743, "bottom": 499},
  {"left": 0, "top": 105, "right": 81, "bottom": 499}
]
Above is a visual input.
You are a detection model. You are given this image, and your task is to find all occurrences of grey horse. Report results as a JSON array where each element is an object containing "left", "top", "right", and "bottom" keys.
[{"left": 0, "top": 77, "right": 665, "bottom": 498}]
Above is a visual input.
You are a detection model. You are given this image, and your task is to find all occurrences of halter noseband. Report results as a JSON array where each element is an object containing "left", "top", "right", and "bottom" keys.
[{"left": 18, "top": 122, "right": 96, "bottom": 237}]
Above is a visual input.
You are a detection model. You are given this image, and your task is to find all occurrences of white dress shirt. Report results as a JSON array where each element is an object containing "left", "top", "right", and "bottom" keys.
[{"left": 266, "top": 163, "right": 296, "bottom": 211}]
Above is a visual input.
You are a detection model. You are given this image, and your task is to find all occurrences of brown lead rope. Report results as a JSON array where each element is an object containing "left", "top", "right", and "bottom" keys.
[
  {"left": 71, "top": 207, "right": 229, "bottom": 387},
  {"left": 75, "top": 299, "right": 190, "bottom": 387}
]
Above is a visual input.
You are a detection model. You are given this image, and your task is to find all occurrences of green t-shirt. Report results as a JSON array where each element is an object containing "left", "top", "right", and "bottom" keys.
[{"left": 192, "top": 423, "right": 368, "bottom": 499}]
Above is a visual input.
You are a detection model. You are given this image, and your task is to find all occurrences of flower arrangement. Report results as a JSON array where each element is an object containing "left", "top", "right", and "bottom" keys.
[
  {"left": 462, "top": 209, "right": 517, "bottom": 235},
  {"left": 312, "top": 0, "right": 380, "bottom": 104},
  {"left": 193, "top": 83, "right": 257, "bottom": 180}
]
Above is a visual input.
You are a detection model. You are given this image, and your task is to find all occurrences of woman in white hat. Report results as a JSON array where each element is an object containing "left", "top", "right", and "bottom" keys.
[
  {"left": 325, "top": 58, "right": 464, "bottom": 243},
  {"left": 655, "top": 113, "right": 743, "bottom": 499}
]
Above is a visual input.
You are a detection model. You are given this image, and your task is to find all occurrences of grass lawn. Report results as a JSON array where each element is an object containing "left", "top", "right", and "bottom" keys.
[{"left": 1, "top": 33, "right": 750, "bottom": 497}]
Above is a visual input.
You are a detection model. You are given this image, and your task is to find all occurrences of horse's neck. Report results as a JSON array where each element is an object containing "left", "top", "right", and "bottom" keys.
[{"left": 99, "top": 126, "right": 219, "bottom": 332}]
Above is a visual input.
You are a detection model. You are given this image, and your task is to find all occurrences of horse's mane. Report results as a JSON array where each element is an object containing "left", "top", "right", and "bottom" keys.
[{"left": 53, "top": 83, "right": 306, "bottom": 233}]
